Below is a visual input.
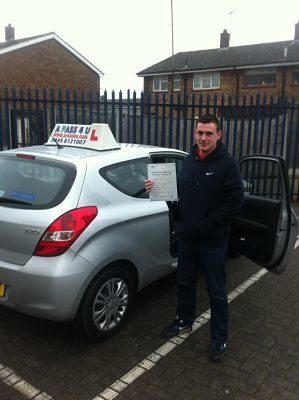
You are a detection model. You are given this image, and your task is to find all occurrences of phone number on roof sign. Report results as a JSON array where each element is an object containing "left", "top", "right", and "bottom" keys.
[{"left": 51, "top": 137, "right": 87, "bottom": 145}]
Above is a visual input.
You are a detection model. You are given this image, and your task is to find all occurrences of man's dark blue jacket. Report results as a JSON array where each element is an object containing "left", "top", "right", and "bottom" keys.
[{"left": 176, "top": 141, "right": 244, "bottom": 240}]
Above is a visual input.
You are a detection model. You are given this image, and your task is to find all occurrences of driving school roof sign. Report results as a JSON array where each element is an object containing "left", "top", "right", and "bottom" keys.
[{"left": 45, "top": 123, "right": 121, "bottom": 151}]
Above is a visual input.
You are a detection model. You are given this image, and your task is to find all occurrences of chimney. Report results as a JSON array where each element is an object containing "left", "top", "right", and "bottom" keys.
[
  {"left": 220, "top": 29, "right": 230, "bottom": 48},
  {"left": 295, "top": 21, "right": 299, "bottom": 40},
  {"left": 5, "top": 24, "right": 15, "bottom": 41}
]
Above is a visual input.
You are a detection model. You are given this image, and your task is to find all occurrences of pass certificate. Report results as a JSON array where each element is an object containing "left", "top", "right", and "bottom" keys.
[{"left": 147, "top": 163, "right": 178, "bottom": 201}]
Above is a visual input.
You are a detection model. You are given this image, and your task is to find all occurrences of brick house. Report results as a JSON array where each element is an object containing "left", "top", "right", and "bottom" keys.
[
  {"left": 137, "top": 21, "right": 299, "bottom": 102},
  {"left": 0, "top": 24, "right": 103, "bottom": 94},
  {"left": 0, "top": 24, "right": 104, "bottom": 147},
  {"left": 137, "top": 23, "right": 299, "bottom": 185}
]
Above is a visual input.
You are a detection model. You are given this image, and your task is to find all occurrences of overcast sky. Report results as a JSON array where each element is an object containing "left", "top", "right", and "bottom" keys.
[{"left": 1, "top": 0, "right": 299, "bottom": 94}]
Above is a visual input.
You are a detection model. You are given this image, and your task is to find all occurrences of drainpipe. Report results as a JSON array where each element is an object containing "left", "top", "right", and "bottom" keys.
[
  {"left": 234, "top": 67, "right": 239, "bottom": 97},
  {"left": 281, "top": 46, "right": 288, "bottom": 101},
  {"left": 281, "top": 67, "right": 286, "bottom": 100},
  {"left": 183, "top": 75, "right": 188, "bottom": 94},
  {"left": 170, "top": 0, "right": 175, "bottom": 93}
]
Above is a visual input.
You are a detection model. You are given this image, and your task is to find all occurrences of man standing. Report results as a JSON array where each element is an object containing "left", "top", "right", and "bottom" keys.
[{"left": 145, "top": 114, "right": 244, "bottom": 362}]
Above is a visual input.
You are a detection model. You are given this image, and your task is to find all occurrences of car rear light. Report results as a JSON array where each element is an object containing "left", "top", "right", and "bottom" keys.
[{"left": 34, "top": 206, "right": 98, "bottom": 257}]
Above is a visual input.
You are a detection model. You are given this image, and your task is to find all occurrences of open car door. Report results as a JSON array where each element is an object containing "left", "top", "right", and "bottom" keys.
[{"left": 230, "top": 155, "right": 298, "bottom": 274}]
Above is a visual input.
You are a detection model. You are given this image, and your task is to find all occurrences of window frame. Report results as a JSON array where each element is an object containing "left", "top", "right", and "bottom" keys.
[
  {"left": 153, "top": 76, "right": 168, "bottom": 92},
  {"left": 173, "top": 75, "right": 181, "bottom": 91},
  {"left": 193, "top": 72, "right": 220, "bottom": 90},
  {"left": 244, "top": 68, "right": 276, "bottom": 87}
]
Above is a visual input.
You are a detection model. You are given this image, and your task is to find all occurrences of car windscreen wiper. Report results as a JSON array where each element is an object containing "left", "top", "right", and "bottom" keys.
[{"left": 0, "top": 197, "right": 33, "bottom": 205}]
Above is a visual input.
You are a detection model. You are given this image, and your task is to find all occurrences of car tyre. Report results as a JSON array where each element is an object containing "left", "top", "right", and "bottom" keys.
[{"left": 76, "top": 267, "right": 135, "bottom": 341}]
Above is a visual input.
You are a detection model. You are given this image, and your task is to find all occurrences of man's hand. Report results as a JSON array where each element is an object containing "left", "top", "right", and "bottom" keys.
[{"left": 144, "top": 179, "right": 154, "bottom": 193}]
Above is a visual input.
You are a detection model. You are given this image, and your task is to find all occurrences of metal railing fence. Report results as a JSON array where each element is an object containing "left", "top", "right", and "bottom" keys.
[{"left": 0, "top": 87, "right": 298, "bottom": 199}]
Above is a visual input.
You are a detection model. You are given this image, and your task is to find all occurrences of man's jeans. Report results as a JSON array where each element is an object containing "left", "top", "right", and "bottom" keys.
[{"left": 176, "top": 236, "right": 228, "bottom": 344}]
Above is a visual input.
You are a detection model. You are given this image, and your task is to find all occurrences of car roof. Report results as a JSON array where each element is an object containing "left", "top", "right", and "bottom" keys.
[{"left": 1, "top": 143, "right": 187, "bottom": 166}]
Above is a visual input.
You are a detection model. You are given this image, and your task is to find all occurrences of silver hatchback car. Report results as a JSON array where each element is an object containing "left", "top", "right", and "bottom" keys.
[{"left": 0, "top": 123, "right": 297, "bottom": 340}]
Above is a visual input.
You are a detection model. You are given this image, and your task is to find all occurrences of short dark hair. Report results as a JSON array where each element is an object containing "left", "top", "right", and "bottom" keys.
[{"left": 195, "top": 114, "right": 220, "bottom": 131}]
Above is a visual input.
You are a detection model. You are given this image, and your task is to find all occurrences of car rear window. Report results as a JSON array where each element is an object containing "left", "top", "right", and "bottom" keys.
[{"left": 0, "top": 155, "right": 76, "bottom": 209}]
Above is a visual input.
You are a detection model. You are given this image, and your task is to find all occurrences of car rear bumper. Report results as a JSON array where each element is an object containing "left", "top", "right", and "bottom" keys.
[{"left": 0, "top": 251, "right": 96, "bottom": 321}]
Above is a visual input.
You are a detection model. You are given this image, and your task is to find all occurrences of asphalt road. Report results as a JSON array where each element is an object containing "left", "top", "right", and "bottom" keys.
[{"left": 1, "top": 237, "right": 299, "bottom": 400}]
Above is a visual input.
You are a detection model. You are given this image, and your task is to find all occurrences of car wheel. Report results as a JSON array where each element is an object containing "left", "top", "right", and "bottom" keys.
[{"left": 76, "top": 267, "right": 134, "bottom": 341}]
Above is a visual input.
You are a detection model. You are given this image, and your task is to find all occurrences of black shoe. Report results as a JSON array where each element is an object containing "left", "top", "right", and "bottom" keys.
[
  {"left": 209, "top": 343, "right": 226, "bottom": 363},
  {"left": 161, "top": 317, "right": 192, "bottom": 338}
]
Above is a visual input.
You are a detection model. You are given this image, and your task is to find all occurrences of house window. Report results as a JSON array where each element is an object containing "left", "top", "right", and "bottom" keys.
[
  {"left": 294, "top": 69, "right": 299, "bottom": 85},
  {"left": 244, "top": 69, "right": 276, "bottom": 86},
  {"left": 153, "top": 76, "right": 168, "bottom": 92},
  {"left": 173, "top": 75, "right": 181, "bottom": 91},
  {"left": 193, "top": 72, "right": 220, "bottom": 90}
]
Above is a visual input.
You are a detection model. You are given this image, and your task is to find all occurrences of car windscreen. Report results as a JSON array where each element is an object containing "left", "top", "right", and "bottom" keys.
[{"left": 0, "top": 155, "right": 77, "bottom": 209}]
